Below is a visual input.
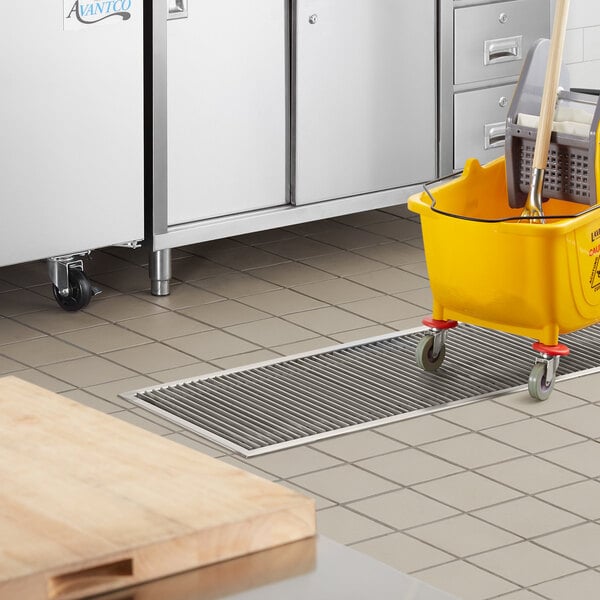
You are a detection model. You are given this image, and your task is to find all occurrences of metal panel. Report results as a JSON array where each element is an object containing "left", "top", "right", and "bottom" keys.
[
  {"left": 0, "top": 0, "right": 144, "bottom": 267},
  {"left": 166, "top": 0, "right": 288, "bottom": 226},
  {"left": 454, "top": 0, "right": 550, "bottom": 85},
  {"left": 454, "top": 83, "right": 516, "bottom": 169},
  {"left": 123, "top": 323, "right": 600, "bottom": 456},
  {"left": 294, "top": 0, "right": 437, "bottom": 205}
]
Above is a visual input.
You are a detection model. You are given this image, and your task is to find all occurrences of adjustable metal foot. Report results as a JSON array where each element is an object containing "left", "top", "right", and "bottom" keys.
[{"left": 150, "top": 248, "right": 172, "bottom": 296}]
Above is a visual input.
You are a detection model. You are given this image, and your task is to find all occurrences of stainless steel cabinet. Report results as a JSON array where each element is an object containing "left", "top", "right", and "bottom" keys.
[
  {"left": 294, "top": 0, "right": 437, "bottom": 205},
  {"left": 166, "top": 0, "right": 288, "bottom": 225}
]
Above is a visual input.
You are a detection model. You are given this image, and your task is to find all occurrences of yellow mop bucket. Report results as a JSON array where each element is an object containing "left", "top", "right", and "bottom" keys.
[{"left": 407, "top": 156, "right": 600, "bottom": 399}]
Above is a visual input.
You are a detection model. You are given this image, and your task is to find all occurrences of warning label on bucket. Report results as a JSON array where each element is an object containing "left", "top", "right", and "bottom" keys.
[
  {"left": 590, "top": 256, "right": 600, "bottom": 292},
  {"left": 64, "top": 0, "right": 136, "bottom": 30}
]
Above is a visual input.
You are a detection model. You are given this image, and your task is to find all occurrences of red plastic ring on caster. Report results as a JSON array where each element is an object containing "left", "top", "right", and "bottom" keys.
[
  {"left": 532, "top": 342, "right": 570, "bottom": 356},
  {"left": 422, "top": 317, "right": 458, "bottom": 330}
]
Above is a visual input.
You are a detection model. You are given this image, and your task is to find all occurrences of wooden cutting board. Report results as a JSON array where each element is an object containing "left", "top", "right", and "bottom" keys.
[{"left": 0, "top": 377, "right": 315, "bottom": 600}]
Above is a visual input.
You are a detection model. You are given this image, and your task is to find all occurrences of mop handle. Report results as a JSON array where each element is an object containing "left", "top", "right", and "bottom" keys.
[{"left": 532, "top": 0, "right": 570, "bottom": 171}]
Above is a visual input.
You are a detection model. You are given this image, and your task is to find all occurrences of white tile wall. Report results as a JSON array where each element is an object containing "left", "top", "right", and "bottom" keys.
[{"left": 552, "top": 0, "right": 600, "bottom": 88}]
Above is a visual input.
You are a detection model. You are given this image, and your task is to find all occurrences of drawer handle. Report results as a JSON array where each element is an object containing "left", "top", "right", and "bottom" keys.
[
  {"left": 484, "top": 122, "right": 506, "bottom": 150},
  {"left": 168, "top": 0, "right": 188, "bottom": 20},
  {"left": 484, "top": 35, "right": 522, "bottom": 66}
]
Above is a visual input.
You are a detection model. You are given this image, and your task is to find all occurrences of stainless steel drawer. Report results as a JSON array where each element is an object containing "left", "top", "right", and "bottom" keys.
[
  {"left": 454, "top": 83, "right": 516, "bottom": 170},
  {"left": 454, "top": 0, "right": 549, "bottom": 85}
]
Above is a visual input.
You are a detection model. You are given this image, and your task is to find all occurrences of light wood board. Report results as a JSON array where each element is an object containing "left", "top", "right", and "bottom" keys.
[{"left": 0, "top": 377, "right": 315, "bottom": 600}]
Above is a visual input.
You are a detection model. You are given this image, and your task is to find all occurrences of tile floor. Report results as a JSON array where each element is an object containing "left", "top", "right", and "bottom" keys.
[{"left": 1, "top": 205, "right": 600, "bottom": 599}]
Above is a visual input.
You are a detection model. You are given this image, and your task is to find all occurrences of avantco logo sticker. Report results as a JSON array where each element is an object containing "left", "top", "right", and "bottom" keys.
[{"left": 64, "top": 0, "right": 135, "bottom": 30}]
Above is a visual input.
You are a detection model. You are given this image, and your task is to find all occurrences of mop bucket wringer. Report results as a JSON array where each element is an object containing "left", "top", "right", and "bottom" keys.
[{"left": 407, "top": 157, "right": 600, "bottom": 400}]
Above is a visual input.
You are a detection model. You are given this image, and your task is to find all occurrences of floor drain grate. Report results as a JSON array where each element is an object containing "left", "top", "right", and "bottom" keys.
[{"left": 121, "top": 324, "right": 600, "bottom": 456}]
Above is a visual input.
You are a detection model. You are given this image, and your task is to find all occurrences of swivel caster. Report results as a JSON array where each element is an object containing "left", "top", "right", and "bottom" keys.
[
  {"left": 528, "top": 342, "right": 569, "bottom": 401},
  {"left": 415, "top": 318, "right": 458, "bottom": 372},
  {"left": 48, "top": 255, "right": 101, "bottom": 312}
]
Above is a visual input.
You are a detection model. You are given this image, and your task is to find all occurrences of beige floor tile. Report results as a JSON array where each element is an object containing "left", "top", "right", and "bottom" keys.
[
  {"left": 414, "top": 560, "right": 518, "bottom": 600},
  {"left": 531, "top": 568, "right": 600, "bottom": 599},
  {"left": 210, "top": 349, "right": 280, "bottom": 370},
  {"left": 310, "top": 430, "right": 406, "bottom": 462},
  {"left": 540, "top": 440, "right": 600, "bottom": 477},
  {"left": 377, "top": 415, "right": 468, "bottom": 446},
  {"left": 103, "top": 342, "right": 197, "bottom": 374},
  {"left": 341, "top": 295, "right": 426, "bottom": 323},
  {"left": 537, "top": 480, "right": 600, "bottom": 520},
  {"left": 234, "top": 228, "right": 299, "bottom": 246},
  {"left": 352, "top": 531, "right": 452, "bottom": 574},
  {"left": 348, "top": 267, "right": 428, "bottom": 294},
  {"left": 394, "top": 288, "right": 433, "bottom": 311},
  {"left": 84, "top": 295, "right": 168, "bottom": 322},
  {"left": 301, "top": 253, "right": 388, "bottom": 277},
  {"left": 358, "top": 448, "right": 463, "bottom": 486},
  {"left": 181, "top": 299, "right": 271, "bottom": 327},
  {"left": 147, "top": 362, "right": 217, "bottom": 383},
  {"left": 309, "top": 228, "right": 390, "bottom": 251},
  {"left": 0, "top": 355, "right": 26, "bottom": 374},
  {"left": 493, "top": 389, "right": 585, "bottom": 416},
  {"left": 193, "top": 272, "right": 280, "bottom": 298},
  {"left": 409, "top": 514, "right": 520, "bottom": 557},
  {"left": 183, "top": 238, "right": 245, "bottom": 257},
  {"left": 349, "top": 489, "right": 458, "bottom": 530},
  {"left": 135, "top": 284, "right": 224, "bottom": 310},
  {"left": 0, "top": 317, "right": 44, "bottom": 346},
  {"left": 209, "top": 246, "right": 288, "bottom": 271},
  {"left": 62, "top": 389, "right": 122, "bottom": 413},
  {"left": 363, "top": 219, "right": 423, "bottom": 241},
  {"left": 272, "top": 336, "right": 335, "bottom": 356},
  {"left": 1, "top": 336, "right": 89, "bottom": 367},
  {"left": 225, "top": 317, "right": 316, "bottom": 347},
  {"left": 237, "top": 289, "right": 326, "bottom": 316},
  {"left": 171, "top": 256, "right": 234, "bottom": 282},
  {"left": 117, "top": 311, "right": 212, "bottom": 340},
  {"left": 470, "top": 541, "right": 582, "bottom": 587},
  {"left": 285, "top": 306, "right": 375, "bottom": 335},
  {"left": 0, "top": 289, "right": 55, "bottom": 316},
  {"left": 483, "top": 419, "right": 585, "bottom": 454},
  {"left": 39, "top": 356, "right": 137, "bottom": 388},
  {"left": 541, "top": 405, "right": 600, "bottom": 439},
  {"left": 0, "top": 261, "right": 50, "bottom": 287},
  {"left": 399, "top": 261, "right": 429, "bottom": 279},
  {"left": 414, "top": 471, "right": 522, "bottom": 511},
  {"left": 112, "top": 410, "right": 175, "bottom": 436},
  {"left": 260, "top": 237, "right": 340, "bottom": 260},
  {"left": 536, "top": 523, "right": 600, "bottom": 567},
  {"left": 329, "top": 325, "right": 395, "bottom": 343},
  {"left": 289, "top": 464, "right": 398, "bottom": 503},
  {"left": 165, "top": 330, "right": 259, "bottom": 361},
  {"left": 12, "top": 309, "right": 106, "bottom": 335},
  {"left": 277, "top": 481, "right": 335, "bottom": 510},
  {"left": 217, "top": 456, "right": 278, "bottom": 481},
  {"left": 437, "top": 401, "right": 528, "bottom": 431},
  {"left": 421, "top": 432, "right": 525, "bottom": 469},
  {"left": 387, "top": 315, "right": 430, "bottom": 331},
  {"left": 244, "top": 446, "right": 341, "bottom": 478},
  {"left": 250, "top": 262, "right": 334, "bottom": 287},
  {"left": 11, "top": 368, "right": 75, "bottom": 393},
  {"left": 284, "top": 219, "right": 348, "bottom": 235},
  {"left": 474, "top": 496, "right": 584, "bottom": 538},
  {"left": 85, "top": 251, "right": 136, "bottom": 273},
  {"left": 354, "top": 241, "right": 425, "bottom": 267},
  {"left": 130, "top": 407, "right": 182, "bottom": 432},
  {"left": 84, "top": 375, "right": 159, "bottom": 407},
  {"left": 495, "top": 591, "right": 547, "bottom": 600},
  {"left": 293, "top": 278, "right": 380, "bottom": 305},
  {"left": 477, "top": 456, "right": 584, "bottom": 494},
  {"left": 163, "top": 432, "right": 227, "bottom": 458},
  {"left": 317, "top": 507, "right": 393, "bottom": 545},
  {"left": 0, "top": 280, "right": 17, "bottom": 292},
  {"left": 92, "top": 266, "right": 151, "bottom": 293},
  {"left": 555, "top": 372, "right": 600, "bottom": 403},
  {"left": 58, "top": 324, "right": 151, "bottom": 353}
]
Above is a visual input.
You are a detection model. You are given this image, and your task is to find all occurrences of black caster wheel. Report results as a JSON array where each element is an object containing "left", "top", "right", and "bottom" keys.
[
  {"left": 52, "top": 269, "right": 93, "bottom": 312},
  {"left": 528, "top": 362, "right": 554, "bottom": 401},
  {"left": 415, "top": 334, "right": 446, "bottom": 372}
]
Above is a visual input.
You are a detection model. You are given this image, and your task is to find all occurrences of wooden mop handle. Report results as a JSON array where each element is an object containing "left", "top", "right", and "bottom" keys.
[{"left": 532, "top": 0, "right": 570, "bottom": 170}]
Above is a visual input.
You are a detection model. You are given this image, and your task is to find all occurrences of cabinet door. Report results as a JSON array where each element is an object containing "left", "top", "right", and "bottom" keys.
[
  {"left": 167, "top": 1, "right": 288, "bottom": 226},
  {"left": 294, "top": 0, "right": 436, "bottom": 205}
]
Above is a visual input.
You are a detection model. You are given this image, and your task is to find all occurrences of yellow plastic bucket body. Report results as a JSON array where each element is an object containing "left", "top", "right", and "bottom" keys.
[{"left": 408, "top": 157, "right": 600, "bottom": 346}]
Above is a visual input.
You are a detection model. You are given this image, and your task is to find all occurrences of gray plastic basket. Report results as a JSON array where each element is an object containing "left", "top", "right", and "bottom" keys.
[{"left": 505, "top": 39, "right": 600, "bottom": 208}]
